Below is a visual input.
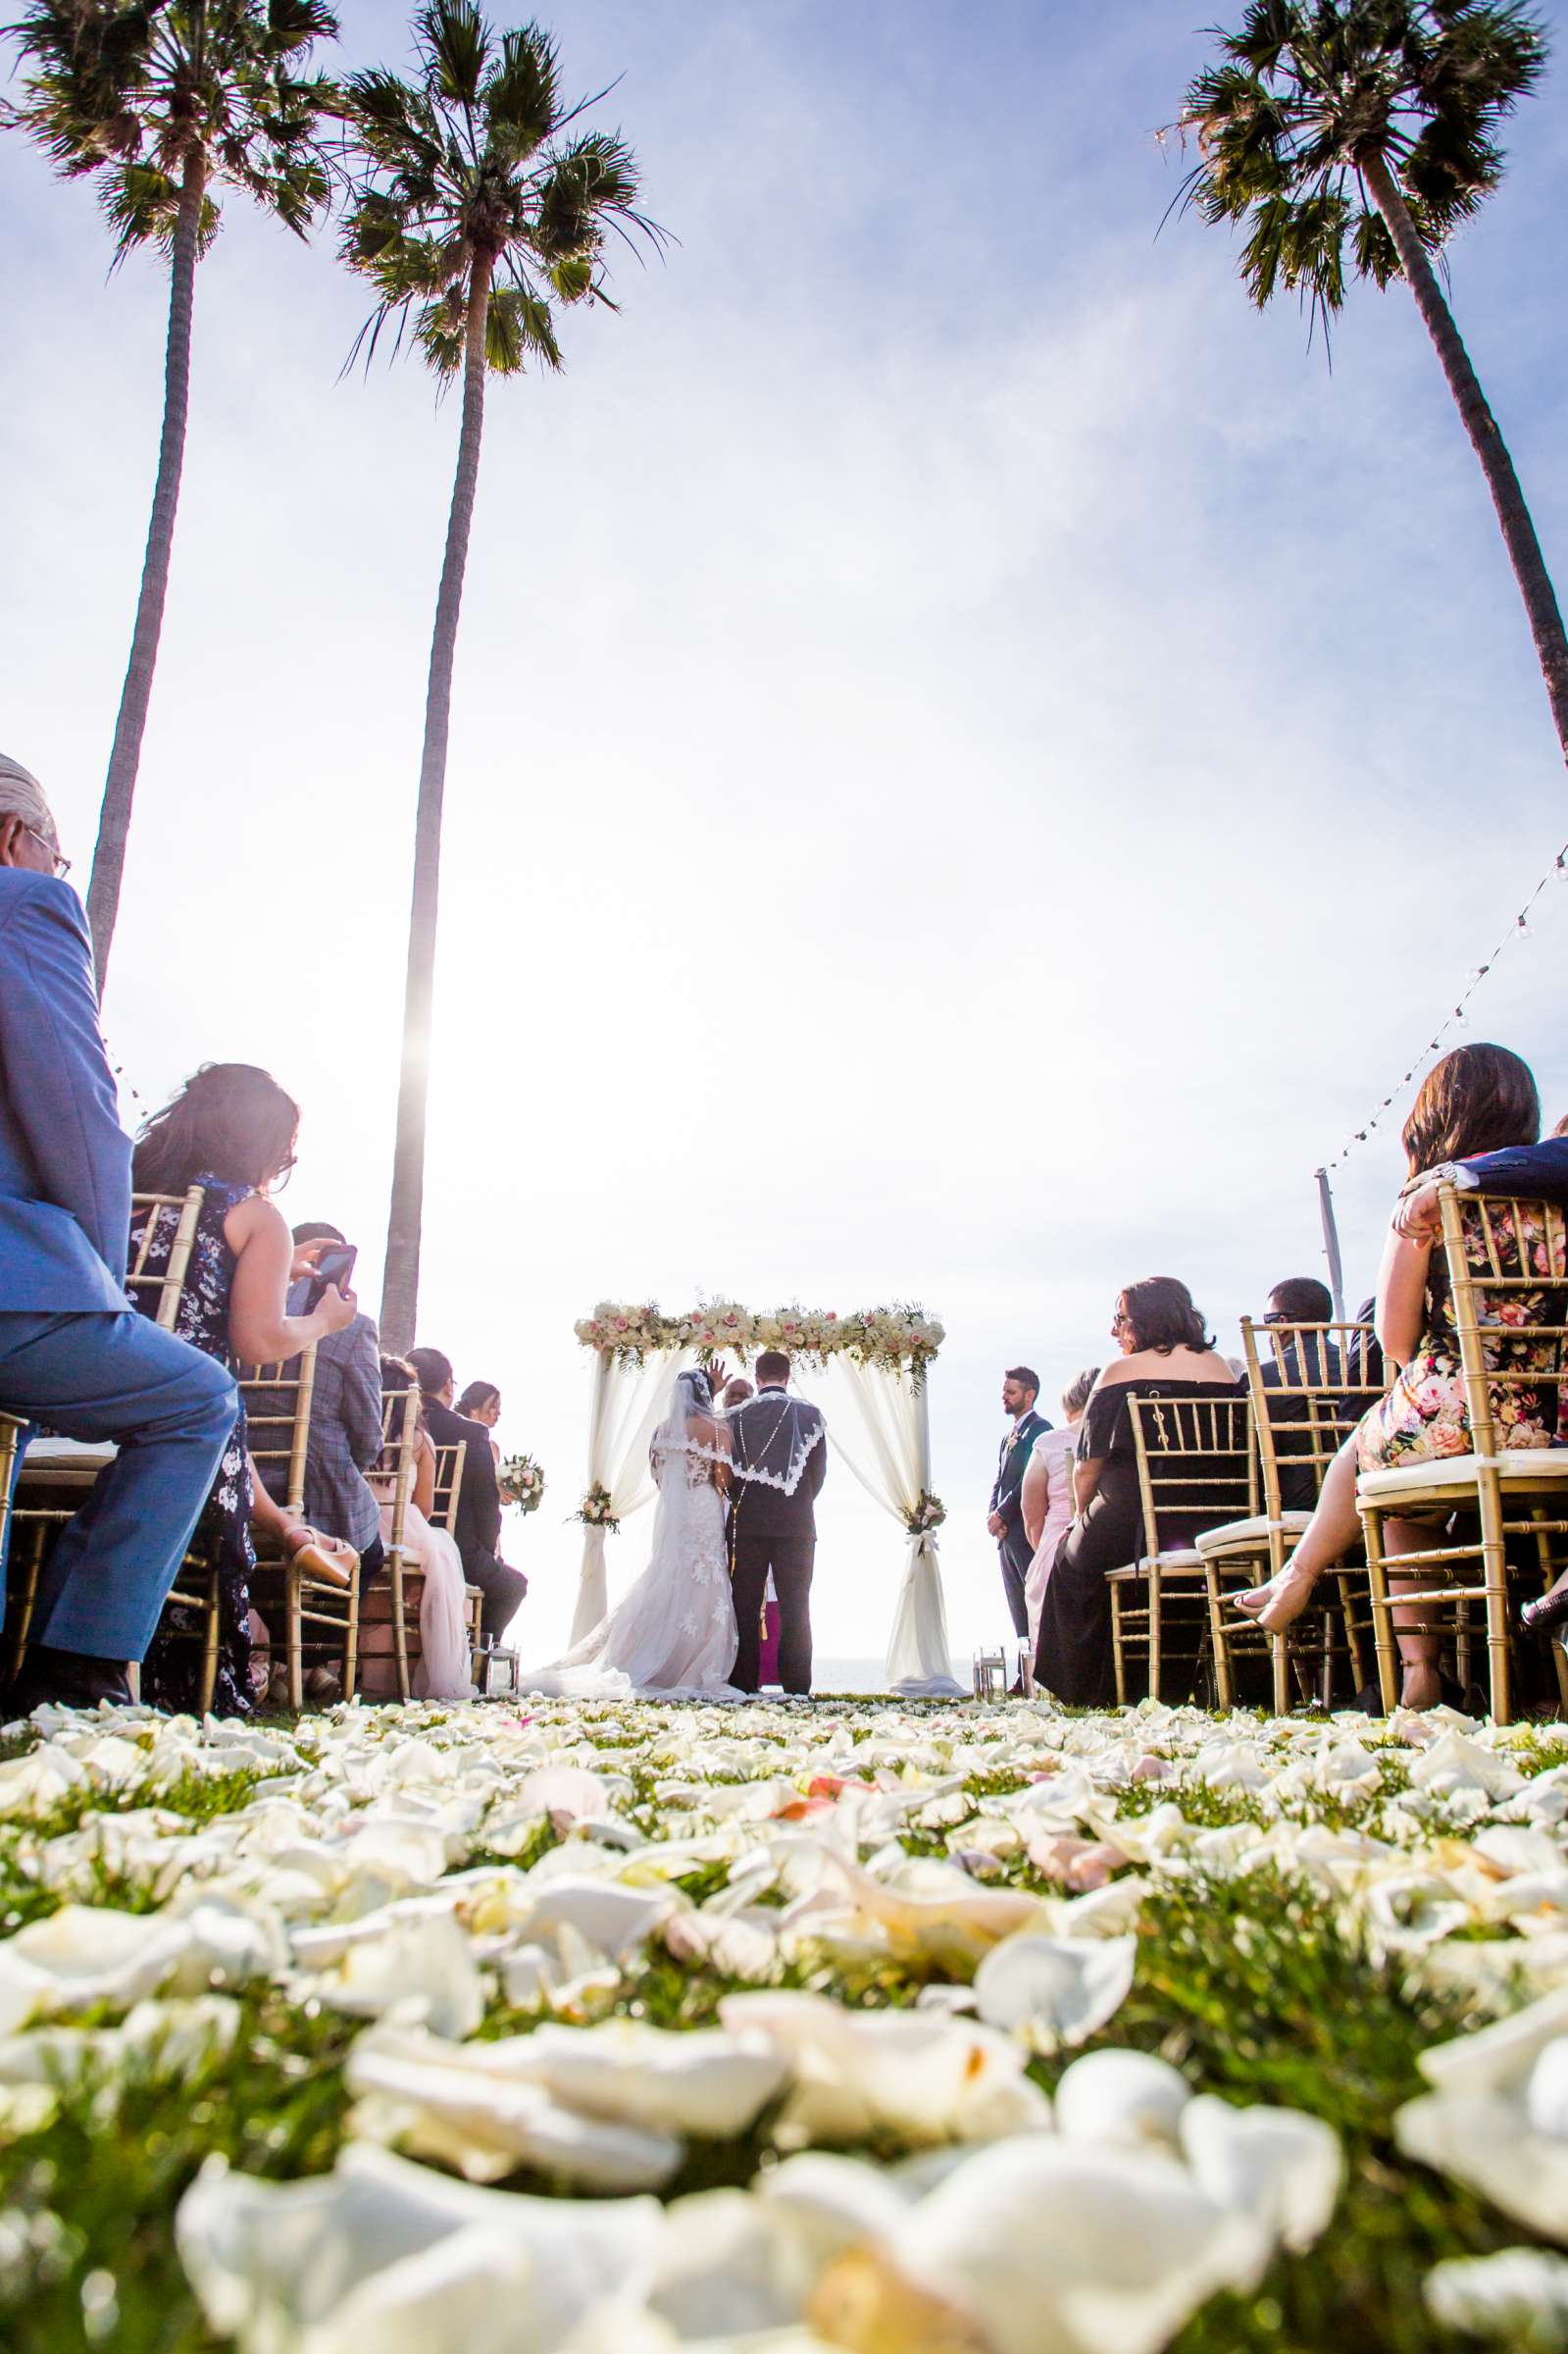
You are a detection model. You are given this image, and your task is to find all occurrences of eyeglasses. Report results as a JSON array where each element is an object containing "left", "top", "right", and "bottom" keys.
[
  {"left": 24, "top": 824, "right": 71, "bottom": 879},
  {"left": 1111, "top": 1312, "right": 1134, "bottom": 1333},
  {"left": 1261, "top": 1310, "right": 1290, "bottom": 1325}
]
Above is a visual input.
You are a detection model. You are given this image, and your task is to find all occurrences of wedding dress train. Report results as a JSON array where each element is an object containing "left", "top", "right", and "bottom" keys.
[{"left": 522, "top": 1370, "right": 742, "bottom": 1702}]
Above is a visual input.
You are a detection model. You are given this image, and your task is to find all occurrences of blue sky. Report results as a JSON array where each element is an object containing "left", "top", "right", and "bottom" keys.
[{"left": 5, "top": 0, "right": 1567, "bottom": 1663}]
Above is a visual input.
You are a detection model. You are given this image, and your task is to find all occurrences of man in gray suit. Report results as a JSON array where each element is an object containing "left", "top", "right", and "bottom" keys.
[
  {"left": 257, "top": 1219, "right": 384, "bottom": 1573},
  {"left": 0, "top": 756, "right": 237, "bottom": 1710}
]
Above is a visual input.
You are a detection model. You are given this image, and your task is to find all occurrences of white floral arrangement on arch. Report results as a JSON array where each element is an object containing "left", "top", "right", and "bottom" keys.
[
  {"left": 574, "top": 1300, "right": 945, "bottom": 1384},
  {"left": 902, "top": 1489, "right": 947, "bottom": 1536},
  {"left": 575, "top": 1481, "right": 621, "bottom": 1532}
]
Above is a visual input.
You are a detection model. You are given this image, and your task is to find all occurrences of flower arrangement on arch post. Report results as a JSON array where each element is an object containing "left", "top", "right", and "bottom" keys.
[
  {"left": 575, "top": 1482, "right": 620, "bottom": 1532},
  {"left": 902, "top": 1490, "right": 947, "bottom": 1537}
]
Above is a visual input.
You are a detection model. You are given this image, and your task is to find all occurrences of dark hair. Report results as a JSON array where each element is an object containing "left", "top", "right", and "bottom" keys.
[
  {"left": 754, "top": 1350, "right": 791, "bottom": 1386},
  {"left": 1401, "top": 1043, "right": 1538, "bottom": 1177},
  {"left": 1119, "top": 1276, "right": 1213, "bottom": 1355},
  {"left": 1269, "top": 1276, "right": 1333, "bottom": 1323},
  {"left": 1004, "top": 1365, "right": 1039, "bottom": 1397},
  {"left": 406, "top": 1346, "right": 453, "bottom": 1399},
  {"left": 293, "top": 1219, "right": 344, "bottom": 1246},
  {"left": 1062, "top": 1365, "right": 1100, "bottom": 1417},
  {"left": 456, "top": 1381, "right": 499, "bottom": 1418},
  {"left": 133, "top": 1062, "right": 300, "bottom": 1196},
  {"left": 680, "top": 1366, "right": 714, "bottom": 1405}
]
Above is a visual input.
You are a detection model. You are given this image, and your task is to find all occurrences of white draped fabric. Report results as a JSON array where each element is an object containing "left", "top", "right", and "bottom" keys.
[
  {"left": 820, "top": 1358, "right": 962, "bottom": 1697},
  {"left": 569, "top": 1346, "right": 696, "bottom": 1643}
]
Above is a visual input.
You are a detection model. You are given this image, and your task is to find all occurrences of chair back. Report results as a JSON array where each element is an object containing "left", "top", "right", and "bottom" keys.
[
  {"left": 1437, "top": 1185, "right": 1568, "bottom": 1458},
  {"left": 0, "top": 1412, "right": 21, "bottom": 1559},
  {"left": 239, "top": 1349, "right": 319, "bottom": 1516},
  {"left": 375, "top": 1384, "right": 422, "bottom": 1561},
  {"left": 1239, "top": 1318, "right": 1387, "bottom": 1519},
  {"left": 1128, "top": 1390, "right": 1255, "bottom": 1561},
  {"left": 126, "top": 1186, "right": 205, "bottom": 1331},
  {"left": 430, "top": 1441, "right": 467, "bottom": 1535}
]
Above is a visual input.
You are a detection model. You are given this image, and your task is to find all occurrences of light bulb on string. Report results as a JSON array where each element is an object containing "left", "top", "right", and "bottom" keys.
[
  {"left": 1453, "top": 1003, "right": 1469, "bottom": 1028},
  {"left": 1555, "top": 852, "right": 1568, "bottom": 885},
  {"left": 1516, "top": 912, "right": 1533, "bottom": 944}
]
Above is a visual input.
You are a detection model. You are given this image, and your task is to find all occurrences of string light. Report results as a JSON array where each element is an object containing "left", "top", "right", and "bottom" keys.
[{"left": 1326, "top": 838, "right": 1568, "bottom": 1170}]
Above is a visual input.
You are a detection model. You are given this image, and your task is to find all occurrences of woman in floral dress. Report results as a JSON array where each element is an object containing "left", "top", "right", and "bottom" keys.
[
  {"left": 1236, "top": 1043, "right": 1550, "bottom": 1709},
  {"left": 130, "top": 1063, "right": 358, "bottom": 1714}
]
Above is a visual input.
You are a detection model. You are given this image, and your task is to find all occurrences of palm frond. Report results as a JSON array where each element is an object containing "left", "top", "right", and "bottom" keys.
[{"left": 415, "top": 0, "right": 487, "bottom": 107}]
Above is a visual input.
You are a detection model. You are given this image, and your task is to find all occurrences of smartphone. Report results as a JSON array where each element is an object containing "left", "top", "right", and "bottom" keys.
[{"left": 304, "top": 1243, "right": 357, "bottom": 1312}]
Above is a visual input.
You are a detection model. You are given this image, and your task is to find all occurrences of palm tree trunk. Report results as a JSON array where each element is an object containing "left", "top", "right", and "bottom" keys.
[
  {"left": 379, "top": 249, "right": 494, "bottom": 1355},
  {"left": 1361, "top": 148, "right": 1568, "bottom": 767},
  {"left": 86, "top": 145, "right": 206, "bottom": 988}
]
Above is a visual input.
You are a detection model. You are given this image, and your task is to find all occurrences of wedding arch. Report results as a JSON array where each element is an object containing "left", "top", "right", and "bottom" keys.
[{"left": 568, "top": 1302, "right": 962, "bottom": 1697}]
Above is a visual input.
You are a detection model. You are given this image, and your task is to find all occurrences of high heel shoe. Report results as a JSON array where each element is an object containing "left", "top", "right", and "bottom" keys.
[{"left": 1521, "top": 1584, "right": 1568, "bottom": 1638}]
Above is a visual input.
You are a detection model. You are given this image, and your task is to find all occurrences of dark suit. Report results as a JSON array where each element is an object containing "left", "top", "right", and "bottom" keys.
[
  {"left": 990, "top": 1407, "right": 1050, "bottom": 1637},
  {"left": 728, "top": 1386, "right": 827, "bottom": 1695},
  {"left": 0, "top": 871, "right": 236, "bottom": 1661},
  {"left": 1449, "top": 1140, "right": 1568, "bottom": 1203},
  {"left": 422, "top": 1394, "right": 527, "bottom": 1641}
]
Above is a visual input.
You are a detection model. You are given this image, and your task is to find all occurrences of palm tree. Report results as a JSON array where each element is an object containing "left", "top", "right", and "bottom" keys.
[
  {"left": 1177, "top": 2, "right": 1568, "bottom": 765},
  {"left": 5, "top": 0, "right": 340, "bottom": 984},
  {"left": 340, "top": 1, "right": 655, "bottom": 1353}
]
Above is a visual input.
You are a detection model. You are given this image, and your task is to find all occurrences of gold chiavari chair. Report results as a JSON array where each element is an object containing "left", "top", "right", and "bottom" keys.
[
  {"left": 1357, "top": 1186, "right": 1568, "bottom": 1724},
  {"left": 243, "top": 1349, "right": 365, "bottom": 1711},
  {"left": 0, "top": 1412, "right": 23, "bottom": 1647},
  {"left": 428, "top": 1441, "right": 483, "bottom": 1673},
  {"left": 1106, "top": 1391, "right": 1255, "bottom": 1706},
  {"left": 359, "top": 1384, "right": 421, "bottom": 1701},
  {"left": 4, "top": 1189, "right": 206, "bottom": 1679},
  {"left": 1197, "top": 1320, "right": 1386, "bottom": 1713}
]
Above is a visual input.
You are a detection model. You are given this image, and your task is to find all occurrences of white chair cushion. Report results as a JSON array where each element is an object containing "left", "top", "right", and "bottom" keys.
[
  {"left": 1358, "top": 1450, "right": 1568, "bottom": 1505},
  {"left": 1105, "top": 1551, "right": 1207, "bottom": 1581},
  {"left": 1194, "top": 1512, "right": 1313, "bottom": 1556}
]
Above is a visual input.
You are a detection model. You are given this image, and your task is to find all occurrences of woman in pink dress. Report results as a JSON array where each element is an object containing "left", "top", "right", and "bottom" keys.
[{"left": 1020, "top": 1367, "right": 1099, "bottom": 1655}]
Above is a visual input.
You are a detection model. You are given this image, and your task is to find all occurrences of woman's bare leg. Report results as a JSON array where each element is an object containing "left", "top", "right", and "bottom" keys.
[
  {"left": 1233, "top": 1439, "right": 1362, "bottom": 1632},
  {"left": 1386, "top": 1515, "right": 1443, "bottom": 1708}
]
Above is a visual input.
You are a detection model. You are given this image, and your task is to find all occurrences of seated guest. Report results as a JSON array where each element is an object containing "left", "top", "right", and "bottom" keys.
[
  {"left": 255, "top": 1219, "right": 384, "bottom": 1582},
  {"left": 1395, "top": 1106, "right": 1568, "bottom": 1231},
  {"left": 406, "top": 1347, "right": 527, "bottom": 1643},
  {"left": 456, "top": 1378, "right": 503, "bottom": 1466},
  {"left": 128, "top": 1064, "right": 358, "bottom": 1714},
  {"left": 1239, "top": 1044, "right": 1551, "bottom": 1707},
  {"left": 1021, "top": 1367, "right": 1098, "bottom": 1657},
  {"left": 1035, "top": 1279, "right": 1239, "bottom": 1707},
  {"left": 371, "top": 1358, "right": 474, "bottom": 1700},
  {"left": 1258, "top": 1276, "right": 1341, "bottom": 1512},
  {"left": 0, "top": 757, "right": 237, "bottom": 1712}
]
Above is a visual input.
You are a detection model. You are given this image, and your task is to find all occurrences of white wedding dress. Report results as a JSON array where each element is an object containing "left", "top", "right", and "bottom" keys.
[{"left": 521, "top": 1371, "right": 742, "bottom": 1702}]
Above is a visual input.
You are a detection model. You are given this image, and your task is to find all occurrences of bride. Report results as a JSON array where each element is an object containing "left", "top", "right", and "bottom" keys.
[{"left": 520, "top": 1366, "right": 742, "bottom": 1701}]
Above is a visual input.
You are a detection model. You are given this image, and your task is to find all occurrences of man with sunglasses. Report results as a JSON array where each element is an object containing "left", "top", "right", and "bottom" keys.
[
  {"left": 0, "top": 755, "right": 238, "bottom": 1709},
  {"left": 1258, "top": 1278, "right": 1340, "bottom": 1513}
]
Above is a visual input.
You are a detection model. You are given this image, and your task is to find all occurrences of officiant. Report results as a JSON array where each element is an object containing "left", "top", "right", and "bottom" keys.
[{"left": 987, "top": 1365, "right": 1050, "bottom": 1643}]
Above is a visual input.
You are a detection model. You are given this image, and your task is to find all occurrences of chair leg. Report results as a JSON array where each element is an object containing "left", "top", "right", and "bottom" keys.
[
  {"left": 1363, "top": 1508, "right": 1399, "bottom": 1714},
  {"left": 1337, "top": 1569, "right": 1369, "bottom": 1694},
  {"left": 285, "top": 1569, "right": 304, "bottom": 1712},
  {"left": 1147, "top": 1572, "right": 1161, "bottom": 1705},
  {"left": 389, "top": 1549, "right": 411, "bottom": 1704},
  {"left": 1478, "top": 1478, "right": 1511, "bottom": 1725},
  {"left": 1203, "top": 1561, "right": 1235, "bottom": 1711},
  {"left": 342, "top": 1563, "right": 361, "bottom": 1702},
  {"left": 1110, "top": 1584, "right": 1127, "bottom": 1707},
  {"left": 200, "top": 1568, "right": 220, "bottom": 1715}
]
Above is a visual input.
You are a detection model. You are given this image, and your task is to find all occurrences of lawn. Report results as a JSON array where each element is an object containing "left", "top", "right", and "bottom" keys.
[{"left": 1, "top": 1693, "right": 1566, "bottom": 2352}]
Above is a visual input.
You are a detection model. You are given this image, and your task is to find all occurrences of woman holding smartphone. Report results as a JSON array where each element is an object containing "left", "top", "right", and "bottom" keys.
[{"left": 128, "top": 1062, "right": 358, "bottom": 1714}]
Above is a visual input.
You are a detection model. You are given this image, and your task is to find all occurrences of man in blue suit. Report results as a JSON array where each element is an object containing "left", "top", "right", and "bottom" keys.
[{"left": 0, "top": 756, "right": 237, "bottom": 1710}]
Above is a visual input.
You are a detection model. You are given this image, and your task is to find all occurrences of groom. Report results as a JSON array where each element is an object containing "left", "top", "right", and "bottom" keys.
[{"left": 726, "top": 1351, "right": 827, "bottom": 1695}]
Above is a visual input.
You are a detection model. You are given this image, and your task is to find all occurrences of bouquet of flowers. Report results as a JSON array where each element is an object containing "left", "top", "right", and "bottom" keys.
[
  {"left": 576, "top": 1481, "right": 620, "bottom": 1532},
  {"left": 498, "top": 1453, "right": 545, "bottom": 1512},
  {"left": 902, "top": 1489, "right": 947, "bottom": 1536}
]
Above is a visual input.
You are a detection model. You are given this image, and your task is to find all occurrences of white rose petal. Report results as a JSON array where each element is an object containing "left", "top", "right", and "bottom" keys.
[
  {"left": 1054, "top": 2049, "right": 1191, "bottom": 2149},
  {"left": 1179, "top": 2094, "right": 1343, "bottom": 2257},
  {"left": 973, "top": 1933, "right": 1136, "bottom": 2052},
  {"left": 1425, "top": 2247, "right": 1568, "bottom": 2347}
]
